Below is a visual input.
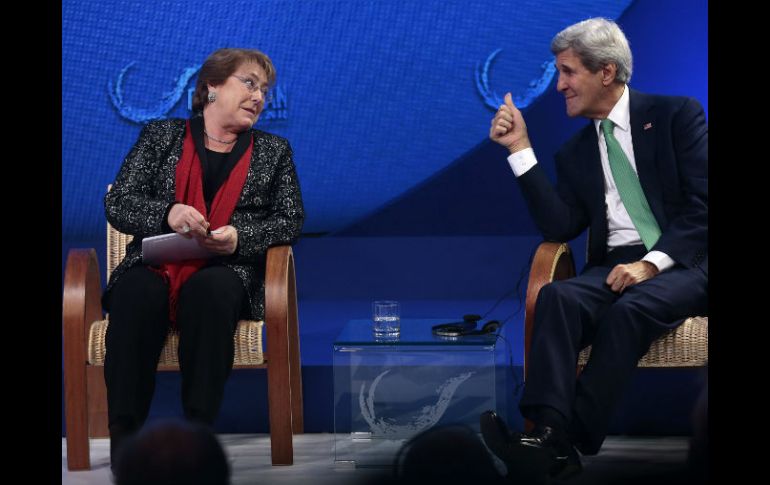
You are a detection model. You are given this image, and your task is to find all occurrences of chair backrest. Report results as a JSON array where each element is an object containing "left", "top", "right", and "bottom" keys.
[
  {"left": 105, "top": 186, "right": 134, "bottom": 281},
  {"left": 107, "top": 221, "right": 133, "bottom": 281}
]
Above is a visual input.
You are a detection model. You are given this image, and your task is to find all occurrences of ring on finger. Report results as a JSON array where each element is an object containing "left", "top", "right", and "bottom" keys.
[{"left": 182, "top": 224, "right": 191, "bottom": 233}]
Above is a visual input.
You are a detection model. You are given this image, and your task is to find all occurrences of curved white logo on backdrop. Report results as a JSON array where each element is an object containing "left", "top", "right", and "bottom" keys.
[
  {"left": 108, "top": 62, "right": 288, "bottom": 124},
  {"left": 475, "top": 49, "right": 557, "bottom": 111}
]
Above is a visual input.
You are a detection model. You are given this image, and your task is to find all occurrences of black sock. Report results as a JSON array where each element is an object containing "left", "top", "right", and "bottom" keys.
[
  {"left": 532, "top": 406, "right": 568, "bottom": 433},
  {"left": 566, "top": 414, "right": 588, "bottom": 450}
]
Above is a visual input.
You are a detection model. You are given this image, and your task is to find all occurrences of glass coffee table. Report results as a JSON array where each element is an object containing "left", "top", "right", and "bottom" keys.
[{"left": 333, "top": 318, "right": 510, "bottom": 467}]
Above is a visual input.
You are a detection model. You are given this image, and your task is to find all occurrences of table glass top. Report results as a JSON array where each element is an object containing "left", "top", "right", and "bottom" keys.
[{"left": 334, "top": 318, "right": 499, "bottom": 346}]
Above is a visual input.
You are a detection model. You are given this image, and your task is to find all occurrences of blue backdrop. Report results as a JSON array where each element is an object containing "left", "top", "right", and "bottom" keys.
[{"left": 62, "top": 0, "right": 708, "bottom": 435}]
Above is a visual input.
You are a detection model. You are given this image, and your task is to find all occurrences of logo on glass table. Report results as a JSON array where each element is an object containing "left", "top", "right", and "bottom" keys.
[{"left": 358, "top": 369, "right": 474, "bottom": 436}]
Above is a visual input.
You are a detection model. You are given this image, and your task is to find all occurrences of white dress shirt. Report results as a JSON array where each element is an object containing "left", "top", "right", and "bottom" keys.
[{"left": 505, "top": 85, "right": 674, "bottom": 272}]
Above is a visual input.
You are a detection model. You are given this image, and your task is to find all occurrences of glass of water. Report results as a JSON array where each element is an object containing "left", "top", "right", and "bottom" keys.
[{"left": 372, "top": 300, "right": 400, "bottom": 336}]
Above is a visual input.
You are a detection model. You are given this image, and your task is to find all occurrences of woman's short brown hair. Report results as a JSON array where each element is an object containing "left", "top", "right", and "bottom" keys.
[{"left": 191, "top": 48, "right": 276, "bottom": 112}]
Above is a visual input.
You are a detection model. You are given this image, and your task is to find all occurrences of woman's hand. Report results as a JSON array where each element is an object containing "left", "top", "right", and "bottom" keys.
[
  {"left": 198, "top": 225, "right": 239, "bottom": 255},
  {"left": 168, "top": 204, "right": 209, "bottom": 238}
]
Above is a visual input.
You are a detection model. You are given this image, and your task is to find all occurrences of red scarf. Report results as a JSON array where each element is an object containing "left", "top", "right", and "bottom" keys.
[{"left": 155, "top": 120, "right": 252, "bottom": 326}]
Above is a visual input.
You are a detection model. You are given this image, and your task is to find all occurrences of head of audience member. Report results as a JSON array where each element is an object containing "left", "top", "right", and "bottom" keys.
[
  {"left": 113, "top": 418, "right": 230, "bottom": 485},
  {"left": 392, "top": 424, "right": 506, "bottom": 485}
]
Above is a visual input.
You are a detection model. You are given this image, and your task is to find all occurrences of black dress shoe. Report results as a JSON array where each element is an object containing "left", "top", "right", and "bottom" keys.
[
  {"left": 518, "top": 425, "right": 582, "bottom": 480},
  {"left": 480, "top": 412, "right": 581, "bottom": 483},
  {"left": 481, "top": 411, "right": 552, "bottom": 482},
  {"left": 480, "top": 411, "right": 518, "bottom": 452}
]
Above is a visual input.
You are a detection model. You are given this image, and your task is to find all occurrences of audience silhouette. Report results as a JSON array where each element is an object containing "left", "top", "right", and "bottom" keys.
[
  {"left": 112, "top": 418, "right": 230, "bottom": 485},
  {"left": 391, "top": 424, "right": 506, "bottom": 485}
]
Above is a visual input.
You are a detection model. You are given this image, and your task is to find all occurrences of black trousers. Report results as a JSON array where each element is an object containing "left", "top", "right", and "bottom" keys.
[
  {"left": 519, "top": 245, "right": 708, "bottom": 455},
  {"left": 104, "top": 265, "right": 246, "bottom": 436}
]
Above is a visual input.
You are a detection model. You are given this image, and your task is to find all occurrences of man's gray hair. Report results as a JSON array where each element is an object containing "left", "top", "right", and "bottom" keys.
[{"left": 551, "top": 18, "right": 632, "bottom": 84}]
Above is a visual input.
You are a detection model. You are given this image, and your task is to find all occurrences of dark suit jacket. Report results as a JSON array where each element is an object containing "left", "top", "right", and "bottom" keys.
[
  {"left": 103, "top": 118, "right": 305, "bottom": 320},
  {"left": 516, "top": 89, "right": 707, "bottom": 275}
]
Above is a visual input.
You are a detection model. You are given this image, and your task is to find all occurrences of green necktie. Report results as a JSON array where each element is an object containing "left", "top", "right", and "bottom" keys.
[{"left": 601, "top": 119, "right": 661, "bottom": 250}]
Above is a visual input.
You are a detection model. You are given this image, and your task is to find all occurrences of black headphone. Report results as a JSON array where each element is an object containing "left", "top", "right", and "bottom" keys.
[{"left": 431, "top": 314, "right": 500, "bottom": 337}]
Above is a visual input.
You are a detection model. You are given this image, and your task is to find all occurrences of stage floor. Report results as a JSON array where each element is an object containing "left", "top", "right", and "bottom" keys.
[{"left": 62, "top": 433, "right": 697, "bottom": 484}]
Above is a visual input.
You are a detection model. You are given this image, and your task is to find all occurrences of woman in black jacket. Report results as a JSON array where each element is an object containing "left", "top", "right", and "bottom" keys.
[{"left": 102, "top": 47, "right": 304, "bottom": 468}]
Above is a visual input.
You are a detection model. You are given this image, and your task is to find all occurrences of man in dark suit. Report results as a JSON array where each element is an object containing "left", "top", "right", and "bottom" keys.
[{"left": 480, "top": 17, "right": 707, "bottom": 482}]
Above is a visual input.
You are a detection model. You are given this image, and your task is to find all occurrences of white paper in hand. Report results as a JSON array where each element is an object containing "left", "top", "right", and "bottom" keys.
[{"left": 142, "top": 233, "right": 216, "bottom": 265}]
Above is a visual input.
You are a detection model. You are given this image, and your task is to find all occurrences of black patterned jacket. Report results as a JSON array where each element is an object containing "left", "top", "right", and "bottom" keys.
[{"left": 103, "top": 118, "right": 304, "bottom": 320}]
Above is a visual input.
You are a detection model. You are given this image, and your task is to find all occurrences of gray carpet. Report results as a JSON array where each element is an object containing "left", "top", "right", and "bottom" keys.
[{"left": 62, "top": 433, "right": 703, "bottom": 484}]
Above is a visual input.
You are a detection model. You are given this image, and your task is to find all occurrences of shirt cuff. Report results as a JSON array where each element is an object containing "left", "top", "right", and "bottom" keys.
[
  {"left": 506, "top": 147, "right": 538, "bottom": 177},
  {"left": 642, "top": 251, "right": 675, "bottom": 273}
]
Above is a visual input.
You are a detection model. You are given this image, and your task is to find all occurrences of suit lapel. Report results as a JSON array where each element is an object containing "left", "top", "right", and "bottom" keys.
[
  {"left": 575, "top": 123, "right": 605, "bottom": 214},
  {"left": 629, "top": 90, "right": 666, "bottom": 227}
]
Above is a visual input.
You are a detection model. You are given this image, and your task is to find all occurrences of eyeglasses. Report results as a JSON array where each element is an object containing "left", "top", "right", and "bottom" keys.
[{"left": 231, "top": 75, "right": 273, "bottom": 103}]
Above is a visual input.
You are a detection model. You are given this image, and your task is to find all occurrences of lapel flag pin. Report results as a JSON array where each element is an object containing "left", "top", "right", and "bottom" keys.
[{"left": 643, "top": 122, "right": 653, "bottom": 130}]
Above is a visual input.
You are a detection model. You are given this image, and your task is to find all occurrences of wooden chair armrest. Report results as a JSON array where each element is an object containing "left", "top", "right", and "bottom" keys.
[
  {"left": 264, "top": 245, "right": 296, "bottom": 331},
  {"left": 63, "top": 248, "right": 103, "bottom": 468},
  {"left": 263, "top": 244, "right": 303, "bottom": 457},
  {"left": 63, "top": 249, "right": 103, "bottom": 357},
  {"left": 264, "top": 245, "right": 299, "bottom": 371},
  {"left": 523, "top": 242, "right": 575, "bottom": 375}
]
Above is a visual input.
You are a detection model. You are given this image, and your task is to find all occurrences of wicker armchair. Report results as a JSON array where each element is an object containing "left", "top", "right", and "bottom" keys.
[
  {"left": 63, "top": 222, "right": 303, "bottom": 470},
  {"left": 524, "top": 242, "right": 708, "bottom": 374}
]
